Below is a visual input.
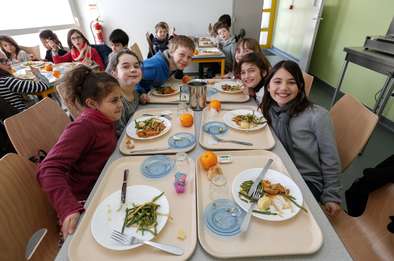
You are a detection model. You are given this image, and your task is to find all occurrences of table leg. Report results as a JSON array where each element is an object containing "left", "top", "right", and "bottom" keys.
[
  {"left": 330, "top": 60, "right": 349, "bottom": 107},
  {"left": 220, "top": 60, "right": 225, "bottom": 77},
  {"left": 375, "top": 76, "right": 394, "bottom": 116}
]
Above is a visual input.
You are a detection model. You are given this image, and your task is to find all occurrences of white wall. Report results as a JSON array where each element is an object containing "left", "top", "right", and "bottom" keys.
[
  {"left": 233, "top": 0, "right": 263, "bottom": 40},
  {"left": 72, "top": 0, "right": 233, "bottom": 59}
]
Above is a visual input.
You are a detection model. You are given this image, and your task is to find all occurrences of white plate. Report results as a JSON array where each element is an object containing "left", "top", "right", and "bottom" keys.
[
  {"left": 232, "top": 168, "right": 303, "bottom": 221},
  {"left": 223, "top": 109, "right": 267, "bottom": 131},
  {"left": 151, "top": 85, "right": 180, "bottom": 97},
  {"left": 214, "top": 80, "right": 243, "bottom": 94},
  {"left": 126, "top": 116, "right": 171, "bottom": 140},
  {"left": 91, "top": 185, "right": 169, "bottom": 251}
]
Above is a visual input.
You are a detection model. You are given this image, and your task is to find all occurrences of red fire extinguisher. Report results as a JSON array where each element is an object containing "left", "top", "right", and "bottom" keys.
[{"left": 90, "top": 18, "right": 105, "bottom": 44}]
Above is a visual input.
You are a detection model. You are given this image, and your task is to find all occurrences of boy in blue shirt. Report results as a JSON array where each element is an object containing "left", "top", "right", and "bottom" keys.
[{"left": 137, "top": 35, "right": 195, "bottom": 94}]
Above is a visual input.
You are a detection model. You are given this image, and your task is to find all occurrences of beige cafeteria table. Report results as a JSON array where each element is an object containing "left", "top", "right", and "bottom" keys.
[{"left": 55, "top": 99, "right": 351, "bottom": 261}]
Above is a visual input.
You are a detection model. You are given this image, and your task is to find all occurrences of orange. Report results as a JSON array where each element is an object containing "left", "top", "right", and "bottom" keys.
[
  {"left": 52, "top": 70, "right": 61, "bottom": 78},
  {"left": 199, "top": 151, "right": 218, "bottom": 171},
  {"left": 44, "top": 64, "right": 53, "bottom": 72},
  {"left": 180, "top": 113, "right": 193, "bottom": 127},
  {"left": 209, "top": 99, "right": 221, "bottom": 112},
  {"left": 182, "top": 75, "right": 192, "bottom": 84},
  {"left": 193, "top": 49, "right": 199, "bottom": 56}
]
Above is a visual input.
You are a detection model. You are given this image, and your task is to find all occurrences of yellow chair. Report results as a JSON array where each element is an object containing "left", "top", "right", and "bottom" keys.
[
  {"left": 330, "top": 94, "right": 378, "bottom": 170},
  {"left": 0, "top": 153, "right": 59, "bottom": 261},
  {"left": 4, "top": 97, "right": 70, "bottom": 160},
  {"left": 129, "top": 42, "right": 144, "bottom": 61}
]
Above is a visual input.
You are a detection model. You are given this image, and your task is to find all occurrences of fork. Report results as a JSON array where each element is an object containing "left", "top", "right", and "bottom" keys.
[
  {"left": 211, "top": 134, "right": 253, "bottom": 146},
  {"left": 240, "top": 186, "right": 263, "bottom": 233},
  {"left": 142, "top": 113, "right": 172, "bottom": 120},
  {"left": 111, "top": 230, "right": 184, "bottom": 255}
]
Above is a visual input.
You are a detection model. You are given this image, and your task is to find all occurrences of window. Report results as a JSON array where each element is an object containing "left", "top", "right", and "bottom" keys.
[
  {"left": 260, "top": 0, "right": 277, "bottom": 48},
  {"left": 0, "top": 0, "right": 77, "bottom": 59}
]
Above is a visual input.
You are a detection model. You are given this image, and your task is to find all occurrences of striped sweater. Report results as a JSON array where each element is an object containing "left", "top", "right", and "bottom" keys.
[{"left": 0, "top": 76, "right": 49, "bottom": 111}]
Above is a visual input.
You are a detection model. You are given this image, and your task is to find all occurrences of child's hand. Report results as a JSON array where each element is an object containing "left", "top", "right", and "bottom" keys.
[
  {"left": 48, "top": 40, "right": 59, "bottom": 51},
  {"left": 324, "top": 202, "right": 341, "bottom": 217},
  {"left": 61, "top": 212, "right": 80, "bottom": 240},
  {"left": 139, "top": 93, "right": 149, "bottom": 104},
  {"left": 30, "top": 66, "right": 41, "bottom": 78}
]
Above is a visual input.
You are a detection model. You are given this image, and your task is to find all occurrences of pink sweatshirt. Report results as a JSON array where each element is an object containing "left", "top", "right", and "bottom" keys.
[{"left": 37, "top": 108, "right": 117, "bottom": 222}]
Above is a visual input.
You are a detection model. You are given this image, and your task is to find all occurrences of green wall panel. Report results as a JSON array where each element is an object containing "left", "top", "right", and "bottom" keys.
[{"left": 309, "top": 0, "right": 394, "bottom": 120}]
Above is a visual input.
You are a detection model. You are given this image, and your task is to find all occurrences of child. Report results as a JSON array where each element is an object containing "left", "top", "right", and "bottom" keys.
[
  {"left": 238, "top": 52, "right": 270, "bottom": 102},
  {"left": 147, "top": 22, "right": 174, "bottom": 57},
  {"left": 215, "top": 22, "right": 236, "bottom": 73},
  {"left": 39, "top": 30, "right": 68, "bottom": 62},
  {"left": 260, "top": 60, "right": 342, "bottom": 217},
  {"left": 0, "top": 35, "right": 31, "bottom": 63},
  {"left": 108, "top": 49, "right": 144, "bottom": 136},
  {"left": 232, "top": 38, "right": 271, "bottom": 79},
  {"left": 105, "top": 29, "right": 129, "bottom": 74},
  {"left": 37, "top": 65, "right": 122, "bottom": 239},
  {"left": 52, "top": 29, "right": 105, "bottom": 71},
  {"left": 137, "top": 35, "right": 195, "bottom": 94},
  {"left": 0, "top": 55, "right": 50, "bottom": 111}
]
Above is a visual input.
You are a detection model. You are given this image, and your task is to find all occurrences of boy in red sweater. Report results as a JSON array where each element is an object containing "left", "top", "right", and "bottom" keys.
[{"left": 37, "top": 65, "right": 122, "bottom": 239}]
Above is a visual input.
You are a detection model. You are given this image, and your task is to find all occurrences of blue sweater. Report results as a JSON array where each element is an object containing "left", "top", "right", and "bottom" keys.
[{"left": 136, "top": 51, "right": 170, "bottom": 94}]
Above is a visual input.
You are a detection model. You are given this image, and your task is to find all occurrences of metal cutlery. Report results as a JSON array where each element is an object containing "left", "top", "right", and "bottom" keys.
[
  {"left": 25, "top": 228, "right": 47, "bottom": 260},
  {"left": 240, "top": 159, "right": 273, "bottom": 232},
  {"left": 111, "top": 230, "right": 184, "bottom": 256},
  {"left": 141, "top": 111, "right": 173, "bottom": 120},
  {"left": 211, "top": 134, "right": 253, "bottom": 146},
  {"left": 118, "top": 169, "right": 129, "bottom": 213}
]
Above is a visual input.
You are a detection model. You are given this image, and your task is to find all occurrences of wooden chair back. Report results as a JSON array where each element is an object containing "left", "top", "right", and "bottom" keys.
[
  {"left": 330, "top": 94, "right": 378, "bottom": 170},
  {"left": 4, "top": 97, "right": 70, "bottom": 159},
  {"left": 329, "top": 183, "right": 394, "bottom": 260},
  {"left": 130, "top": 42, "right": 144, "bottom": 62},
  {"left": 0, "top": 153, "right": 58, "bottom": 261},
  {"left": 20, "top": 45, "right": 41, "bottom": 61},
  {"left": 56, "top": 83, "right": 84, "bottom": 120},
  {"left": 145, "top": 32, "right": 155, "bottom": 57},
  {"left": 303, "top": 72, "right": 314, "bottom": 97}
]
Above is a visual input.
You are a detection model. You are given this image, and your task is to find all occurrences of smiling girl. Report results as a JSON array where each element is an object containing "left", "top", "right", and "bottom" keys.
[
  {"left": 0, "top": 35, "right": 31, "bottom": 63},
  {"left": 37, "top": 65, "right": 122, "bottom": 239},
  {"left": 260, "top": 60, "right": 342, "bottom": 217},
  {"left": 108, "top": 49, "right": 145, "bottom": 135},
  {"left": 52, "top": 29, "right": 105, "bottom": 70},
  {"left": 238, "top": 52, "right": 271, "bottom": 101}
]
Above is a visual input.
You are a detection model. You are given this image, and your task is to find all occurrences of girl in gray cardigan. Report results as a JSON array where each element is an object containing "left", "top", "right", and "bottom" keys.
[{"left": 260, "top": 60, "right": 342, "bottom": 217}]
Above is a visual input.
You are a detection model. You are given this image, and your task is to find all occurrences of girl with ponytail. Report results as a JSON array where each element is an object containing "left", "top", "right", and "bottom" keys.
[{"left": 37, "top": 65, "right": 123, "bottom": 239}]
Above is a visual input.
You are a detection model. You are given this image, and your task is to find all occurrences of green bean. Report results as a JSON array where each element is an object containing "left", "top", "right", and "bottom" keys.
[
  {"left": 252, "top": 210, "right": 277, "bottom": 215},
  {"left": 283, "top": 195, "right": 308, "bottom": 213}
]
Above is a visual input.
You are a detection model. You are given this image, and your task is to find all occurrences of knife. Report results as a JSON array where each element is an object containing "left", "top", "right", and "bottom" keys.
[
  {"left": 25, "top": 228, "right": 47, "bottom": 260},
  {"left": 248, "top": 159, "right": 273, "bottom": 197},
  {"left": 241, "top": 159, "right": 273, "bottom": 233},
  {"left": 118, "top": 169, "right": 129, "bottom": 211}
]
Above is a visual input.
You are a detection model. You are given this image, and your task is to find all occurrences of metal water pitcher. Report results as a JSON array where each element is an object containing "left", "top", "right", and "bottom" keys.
[{"left": 188, "top": 81, "right": 207, "bottom": 111}]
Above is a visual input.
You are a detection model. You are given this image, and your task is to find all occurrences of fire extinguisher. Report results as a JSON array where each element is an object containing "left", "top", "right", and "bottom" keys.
[{"left": 90, "top": 18, "right": 105, "bottom": 44}]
